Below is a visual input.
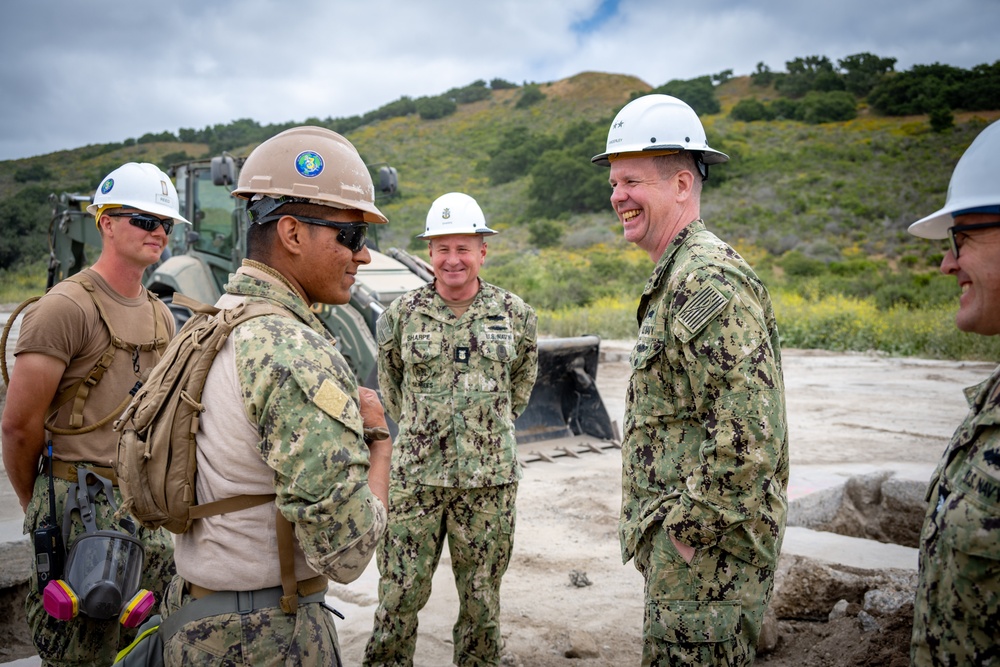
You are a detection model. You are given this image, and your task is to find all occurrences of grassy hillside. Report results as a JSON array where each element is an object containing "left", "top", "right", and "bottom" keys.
[{"left": 1, "top": 71, "right": 998, "bottom": 360}]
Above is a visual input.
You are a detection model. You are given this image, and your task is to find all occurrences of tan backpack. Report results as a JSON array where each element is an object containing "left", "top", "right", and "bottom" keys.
[
  {"left": 113, "top": 293, "right": 288, "bottom": 534},
  {"left": 115, "top": 293, "right": 322, "bottom": 614}
]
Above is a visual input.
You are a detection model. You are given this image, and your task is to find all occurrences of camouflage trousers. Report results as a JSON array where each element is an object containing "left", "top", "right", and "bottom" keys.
[
  {"left": 633, "top": 525, "right": 774, "bottom": 667},
  {"left": 23, "top": 469, "right": 175, "bottom": 667},
  {"left": 160, "top": 575, "right": 342, "bottom": 666},
  {"left": 363, "top": 482, "right": 517, "bottom": 667}
]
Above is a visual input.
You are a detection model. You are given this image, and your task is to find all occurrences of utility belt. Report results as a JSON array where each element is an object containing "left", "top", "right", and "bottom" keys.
[
  {"left": 48, "top": 460, "right": 118, "bottom": 486},
  {"left": 112, "top": 575, "right": 332, "bottom": 666},
  {"left": 186, "top": 574, "right": 328, "bottom": 607}
]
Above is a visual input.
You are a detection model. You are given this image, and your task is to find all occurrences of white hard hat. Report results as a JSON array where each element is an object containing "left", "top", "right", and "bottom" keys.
[
  {"left": 232, "top": 126, "right": 387, "bottom": 224},
  {"left": 592, "top": 94, "right": 729, "bottom": 168},
  {"left": 86, "top": 162, "right": 190, "bottom": 225},
  {"left": 418, "top": 192, "right": 497, "bottom": 239},
  {"left": 908, "top": 120, "right": 1000, "bottom": 239}
]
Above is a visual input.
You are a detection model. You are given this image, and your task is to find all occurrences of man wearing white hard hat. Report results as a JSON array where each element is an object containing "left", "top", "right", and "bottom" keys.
[
  {"left": 2, "top": 162, "right": 184, "bottom": 665},
  {"left": 364, "top": 192, "right": 538, "bottom": 666},
  {"left": 593, "top": 94, "right": 789, "bottom": 666},
  {"left": 907, "top": 120, "right": 1000, "bottom": 667}
]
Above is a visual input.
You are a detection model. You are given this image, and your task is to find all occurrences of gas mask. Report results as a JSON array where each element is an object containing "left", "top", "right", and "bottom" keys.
[{"left": 42, "top": 469, "right": 154, "bottom": 628}]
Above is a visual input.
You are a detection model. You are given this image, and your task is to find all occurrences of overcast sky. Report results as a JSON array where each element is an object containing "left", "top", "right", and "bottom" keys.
[{"left": 3, "top": 0, "right": 999, "bottom": 162}]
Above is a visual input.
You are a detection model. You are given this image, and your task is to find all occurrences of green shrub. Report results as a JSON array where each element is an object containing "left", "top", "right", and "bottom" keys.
[{"left": 516, "top": 84, "right": 545, "bottom": 109}]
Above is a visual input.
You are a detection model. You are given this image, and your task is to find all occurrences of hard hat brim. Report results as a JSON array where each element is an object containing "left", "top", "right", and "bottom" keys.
[
  {"left": 591, "top": 147, "right": 730, "bottom": 167},
  {"left": 417, "top": 227, "right": 497, "bottom": 240},
  {"left": 908, "top": 195, "right": 1000, "bottom": 239}
]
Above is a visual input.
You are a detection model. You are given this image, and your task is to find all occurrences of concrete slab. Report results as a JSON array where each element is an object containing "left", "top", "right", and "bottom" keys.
[{"left": 781, "top": 525, "right": 918, "bottom": 571}]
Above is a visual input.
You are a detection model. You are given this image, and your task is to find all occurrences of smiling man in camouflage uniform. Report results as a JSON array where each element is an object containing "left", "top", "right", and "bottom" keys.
[
  {"left": 592, "top": 94, "right": 789, "bottom": 666},
  {"left": 907, "top": 120, "right": 1000, "bottom": 667},
  {"left": 364, "top": 192, "right": 538, "bottom": 667},
  {"left": 159, "top": 127, "right": 392, "bottom": 666}
]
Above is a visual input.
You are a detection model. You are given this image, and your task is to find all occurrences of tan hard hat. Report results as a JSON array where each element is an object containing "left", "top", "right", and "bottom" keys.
[{"left": 232, "top": 126, "right": 387, "bottom": 224}]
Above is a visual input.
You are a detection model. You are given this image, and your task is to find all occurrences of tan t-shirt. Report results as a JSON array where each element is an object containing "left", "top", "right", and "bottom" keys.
[{"left": 14, "top": 269, "right": 174, "bottom": 465}]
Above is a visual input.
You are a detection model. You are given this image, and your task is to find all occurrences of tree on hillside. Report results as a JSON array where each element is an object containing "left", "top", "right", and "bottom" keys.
[
  {"left": 516, "top": 84, "right": 546, "bottom": 108},
  {"left": 838, "top": 52, "right": 897, "bottom": 96},
  {"left": 751, "top": 62, "right": 777, "bottom": 87},
  {"left": 868, "top": 62, "right": 966, "bottom": 115},
  {"left": 0, "top": 185, "right": 49, "bottom": 269},
  {"left": 777, "top": 56, "right": 843, "bottom": 98},
  {"left": 798, "top": 91, "right": 857, "bottom": 124},
  {"left": 481, "top": 126, "right": 557, "bottom": 185},
  {"left": 446, "top": 80, "right": 492, "bottom": 104},
  {"left": 651, "top": 76, "right": 720, "bottom": 115},
  {"left": 416, "top": 95, "right": 457, "bottom": 120}
]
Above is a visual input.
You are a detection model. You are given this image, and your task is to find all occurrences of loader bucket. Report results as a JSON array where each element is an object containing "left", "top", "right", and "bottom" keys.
[{"left": 514, "top": 335, "right": 616, "bottom": 445}]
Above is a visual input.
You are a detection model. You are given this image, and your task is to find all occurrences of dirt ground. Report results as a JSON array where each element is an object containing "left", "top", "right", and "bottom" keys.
[
  {"left": 329, "top": 344, "right": 993, "bottom": 666},
  {"left": 1, "top": 339, "right": 994, "bottom": 666}
]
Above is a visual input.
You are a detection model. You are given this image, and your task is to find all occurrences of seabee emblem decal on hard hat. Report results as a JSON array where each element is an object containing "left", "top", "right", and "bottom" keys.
[
  {"left": 101, "top": 179, "right": 114, "bottom": 194},
  {"left": 441, "top": 208, "right": 451, "bottom": 220},
  {"left": 295, "top": 151, "right": 324, "bottom": 178}
]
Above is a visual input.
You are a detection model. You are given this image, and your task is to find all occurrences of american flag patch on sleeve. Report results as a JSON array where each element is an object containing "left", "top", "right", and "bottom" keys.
[{"left": 676, "top": 284, "right": 729, "bottom": 334}]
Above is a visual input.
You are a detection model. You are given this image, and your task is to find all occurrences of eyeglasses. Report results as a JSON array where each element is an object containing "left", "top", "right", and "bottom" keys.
[
  {"left": 112, "top": 211, "right": 175, "bottom": 235},
  {"left": 947, "top": 221, "right": 1000, "bottom": 258},
  {"left": 291, "top": 216, "right": 369, "bottom": 253}
]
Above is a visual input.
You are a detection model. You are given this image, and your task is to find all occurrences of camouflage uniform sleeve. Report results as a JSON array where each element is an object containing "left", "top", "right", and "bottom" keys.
[
  {"left": 662, "top": 269, "right": 787, "bottom": 553},
  {"left": 234, "top": 315, "right": 387, "bottom": 584},
  {"left": 509, "top": 303, "right": 538, "bottom": 419},
  {"left": 376, "top": 304, "right": 404, "bottom": 423}
]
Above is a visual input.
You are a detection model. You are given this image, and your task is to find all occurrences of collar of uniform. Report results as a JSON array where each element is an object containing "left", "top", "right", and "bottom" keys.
[
  {"left": 642, "top": 219, "right": 706, "bottom": 298},
  {"left": 224, "top": 269, "right": 331, "bottom": 340},
  {"left": 966, "top": 365, "right": 1000, "bottom": 425}
]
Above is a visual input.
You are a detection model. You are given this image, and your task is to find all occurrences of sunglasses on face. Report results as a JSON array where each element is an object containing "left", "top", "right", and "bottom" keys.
[
  {"left": 112, "top": 211, "right": 175, "bottom": 235},
  {"left": 947, "top": 221, "right": 1000, "bottom": 259},
  {"left": 291, "top": 216, "right": 369, "bottom": 253}
]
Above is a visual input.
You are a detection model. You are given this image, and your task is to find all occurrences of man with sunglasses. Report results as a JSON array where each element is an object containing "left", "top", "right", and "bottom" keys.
[
  {"left": 2, "top": 162, "right": 185, "bottom": 665},
  {"left": 364, "top": 192, "right": 538, "bottom": 667},
  {"left": 908, "top": 120, "right": 1000, "bottom": 666},
  {"left": 159, "top": 127, "right": 391, "bottom": 666}
]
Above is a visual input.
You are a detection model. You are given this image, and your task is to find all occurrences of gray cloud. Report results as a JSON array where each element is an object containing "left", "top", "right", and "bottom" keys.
[{"left": 2, "top": 0, "right": 998, "bottom": 161}]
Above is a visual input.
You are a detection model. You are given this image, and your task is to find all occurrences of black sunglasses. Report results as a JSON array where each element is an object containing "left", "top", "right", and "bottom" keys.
[
  {"left": 290, "top": 216, "right": 369, "bottom": 253},
  {"left": 112, "top": 211, "right": 175, "bottom": 235},
  {"left": 947, "top": 221, "right": 1000, "bottom": 259}
]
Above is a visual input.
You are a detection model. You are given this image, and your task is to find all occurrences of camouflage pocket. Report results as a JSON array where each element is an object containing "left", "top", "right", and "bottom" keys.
[{"left": 647, "top": 599, "right": 741, "bottom": 643}]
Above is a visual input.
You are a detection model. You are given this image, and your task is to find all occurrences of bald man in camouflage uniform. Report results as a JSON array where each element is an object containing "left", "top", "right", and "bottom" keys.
[
  {"left": 593, "top": 95, "right": 788, "bottom": 666},
  {"left": 160, "top": 126, "right": 392, "bottom": 666},
  {"left": 364, "top": 193, "right": 538, "bottom": 667}
]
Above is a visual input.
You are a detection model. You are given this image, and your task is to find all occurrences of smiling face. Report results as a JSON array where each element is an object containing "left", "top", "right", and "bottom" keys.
[
  {"left": 941, "top": 212, "right": 1000, "bottom": 336},
  {"left": 428, "top": 234, "right": 486, "bottom": 301},
  {"left": 608, "top": 155, "right": 699, "bottom": 260},
  {"left": 100, "top": 208, "right": 170, "bottom": 269},
  {"left": 300, "top": 218, "right": 371, "bottom": 306}
]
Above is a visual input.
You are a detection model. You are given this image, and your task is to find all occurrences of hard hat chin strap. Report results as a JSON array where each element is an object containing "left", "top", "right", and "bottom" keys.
[{"left": 246, "top": 195, "right": 310, "bottom": 224}]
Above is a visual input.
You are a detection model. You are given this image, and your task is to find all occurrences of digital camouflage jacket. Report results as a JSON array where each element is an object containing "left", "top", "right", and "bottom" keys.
[
  {"left": 911, "top": 364, "right": 1000, "bottom": 666},
  {"left": 180, "top": 268, "right": 387, "bottom": 586},
  {"left": 620, "top": 220, "right": 789, "bottom": 570},
  {"left": 376, "top": 280, "right": 538, "bottom": 488}
]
